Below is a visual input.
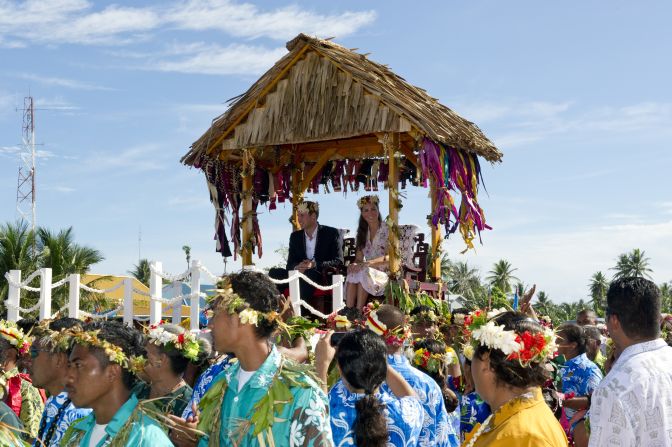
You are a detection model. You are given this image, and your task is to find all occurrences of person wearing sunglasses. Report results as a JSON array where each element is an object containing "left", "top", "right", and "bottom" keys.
[{"left": 28, "top": 318, "right": 92, "bottom": 447}]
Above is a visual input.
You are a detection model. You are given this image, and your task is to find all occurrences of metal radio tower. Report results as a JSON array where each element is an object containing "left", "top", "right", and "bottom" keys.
[{"left": 16, "top": 96, "right": 37, "bottom": 236}]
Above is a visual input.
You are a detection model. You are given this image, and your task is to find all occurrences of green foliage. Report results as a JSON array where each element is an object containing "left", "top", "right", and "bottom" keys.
[
  {"left": 611, "top": 248, "right": 653, "bottom": 280},
  {"left": 128, "top": 259, "right": 151, "bottom": 286},
  {"left": 486, "top": 259, "right": 519, "bottom": 294}
]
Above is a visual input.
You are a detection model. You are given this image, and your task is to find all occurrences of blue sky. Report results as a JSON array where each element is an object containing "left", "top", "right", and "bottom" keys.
[{"left": 1, "top": 0, "right": 670, "bottom": 303}]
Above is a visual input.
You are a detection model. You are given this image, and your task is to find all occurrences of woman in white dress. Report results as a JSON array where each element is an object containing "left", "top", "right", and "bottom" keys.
[{"left": 345, "top": 195, "right": 390, "bottom": 309}]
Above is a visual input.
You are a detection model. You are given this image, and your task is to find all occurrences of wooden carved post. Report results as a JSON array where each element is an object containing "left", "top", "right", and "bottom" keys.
[
  {"left": 386, "top": 133, "right": 401, "bottom": 276},
  {"left": 429, "top": 177, "right": 442, "bottom": 281},
  {"left": 241, "top": 150, "right": 254, "bottom": 266},
  {"left": 290, "top": 165, "right": 303, "bottom": 231}
]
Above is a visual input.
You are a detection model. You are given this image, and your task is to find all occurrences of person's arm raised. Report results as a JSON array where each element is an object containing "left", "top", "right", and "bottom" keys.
[{"left": 385, "top": 365, "right": 416, "bottom": 398}]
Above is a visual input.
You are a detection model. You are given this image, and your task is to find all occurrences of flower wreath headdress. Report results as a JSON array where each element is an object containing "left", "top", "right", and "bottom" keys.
[
  {"left": 462, "top": 309, "right": 557, "bottom": 366},
  {"left": 364, "top": 302, "right": 411, "bottom": 347},
  {"left": 32, "top": 320, "right": 76, "bottom": 353},
  {"left": 297, "top": 201, "right": 319, "bottom": 215},
  {"left": 146, "top": 324, "right": 201, "bottom": 362},
  {"left": 410, "top": 309, "right": 439, "bottom": 325},
  {"left": 60, "top": 328, "right": 146, "bottom": 375},
  {"left": 412, "top": 343, "right": 458, "bottom": 373},
  {"left": 208, "top": 277, "right": 285, "bottom": 329},
  {"left": 0, "top": 321, "right": 31, "bottom": 356},
  {"left": 357, "top": 195, "right": 379, "bottom": 210}
]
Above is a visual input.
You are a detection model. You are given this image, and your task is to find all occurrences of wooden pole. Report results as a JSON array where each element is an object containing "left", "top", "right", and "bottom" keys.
[
  {"left": 241, "top": 153, "right": 254, "bottom": 265},
  {"left": 429, "top": 177, "right": 442, "bottom": 281},
  {"left": 386, "top": 133, "right": 401, "bottom": 276},
  {"left": 290, "top": 165, "right": 302, "bottom": 231}
]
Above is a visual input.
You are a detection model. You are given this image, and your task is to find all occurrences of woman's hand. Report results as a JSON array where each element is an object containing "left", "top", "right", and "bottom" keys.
[
  {"left": 347, "top": 262, "right": 366, "bottom": 274},
  {"left": 167, "top": 404, "right": 202, "bottom": 447},
  {"left": 314, "top": 331, "right": 336, "bottom": 392}
]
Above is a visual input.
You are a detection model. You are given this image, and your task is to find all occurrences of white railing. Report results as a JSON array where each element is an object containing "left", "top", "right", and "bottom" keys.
[{"left": 3, "top": 260, "right": 345, "bottom": 329}]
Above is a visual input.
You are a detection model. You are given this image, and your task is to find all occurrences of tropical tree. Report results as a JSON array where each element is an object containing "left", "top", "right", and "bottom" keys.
[
  {"left": 660, "top": 282, "right": 672, "bottom": 314},
  {"left": 0, "top": 221, "right": 39, "bottom": 314},
  {"left": 535, "top": 291, "right": 552, "bottom": 316},
  {"left": 486, "top": 259, "right": 519, "bottom": 294},
  {"left": 588, "top": 271, "right": 609, "bottom": 315},
  {"left": 182, "top": 245, "right": 191, "bottom": 269},
  {"left": 612, "top": 248, "right": 653, "bottom": 280},
  {"left": 129, "top": 259, "right": 152, "bottom": 287},
  {"left": 446, "top": 261, "right": 484, "bottom": 308},
  {"left": 36, "top": 227, "right": 105, "bottom": 312}
]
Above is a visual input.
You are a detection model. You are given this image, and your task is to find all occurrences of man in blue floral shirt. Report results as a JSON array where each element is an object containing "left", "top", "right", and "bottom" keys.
[
  {"left": 28, "top": 318, "right": 92, "bottom": 447},
  {"left": 375, "top": 304, "right": 459, "bottom": 447},
  {"left": 181, "top": 354, "right": 231, "bottom": 420},
  {"left": 556, "top": 323, "right": 603, "bottom": 434}
]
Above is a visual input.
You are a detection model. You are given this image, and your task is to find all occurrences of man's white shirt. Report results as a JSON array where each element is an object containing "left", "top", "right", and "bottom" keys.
[{"left": 589, "top": 339, "right": 672, "bottom": 447}]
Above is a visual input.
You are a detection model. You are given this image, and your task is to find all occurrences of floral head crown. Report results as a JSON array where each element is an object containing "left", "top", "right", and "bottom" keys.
[
  {"left": 412, "top": 343, "right": 458, "bottom": 374},
  {"left": 357, "top": 195, "right": 379, "bottom": 210},
  {"left": 208, "top": 276, "right": 284, "bottom": 328},
  {"left": 297, "top": 201, "right": 319, "bottom": 215},
  {"left": 410, "top": 309, "right": 439, "bottom": 325},
  {"left": 146, "top": 324, "right": 200, "bottom": 362},
  {"left": 0, "top": 321, "right": 31, "bottom": 356},
  {"left": 32, "top": 320, "right": 77, "bottom": 353},
  {"left": 364, "top": 302, "right": 411, "bottom": 347},
  {"left": 463, "top": 309, "right": 557, "bottom": 367},
  {"left": 61, "top": 328, "right": 146, "bottom": 375}
]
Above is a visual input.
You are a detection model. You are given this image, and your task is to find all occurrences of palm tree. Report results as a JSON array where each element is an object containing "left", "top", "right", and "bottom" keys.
[
  {"left": 588, "top": 271, "right": 609, "bottom": 315},
  {"left": 446, "top": 261, "right": 483, "bottom": 308},
  {"left": 612, "top": 248, "right": 653, "bottom": 280},
  {"left": 182, "top": 245, "right": 191, "bottom": 269},
  {"left": 535, "top": 290, "right": 552, "bottom": 315},
  {"left": 37, "top": 227, "right": 104, "bottom": 312},
  {"left": 486, "top": 259, "right": 519, "bottom": 294},
  {"left": 0, "top": 221, "right": 39, "bottom": 314},
  {"left": 129, "top": 259, "right": 152, "bottom": 286}
]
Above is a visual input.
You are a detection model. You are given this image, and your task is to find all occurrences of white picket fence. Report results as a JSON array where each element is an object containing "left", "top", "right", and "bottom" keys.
[{"left": 3, "top": 260, "right": 345, "bottom": 331}]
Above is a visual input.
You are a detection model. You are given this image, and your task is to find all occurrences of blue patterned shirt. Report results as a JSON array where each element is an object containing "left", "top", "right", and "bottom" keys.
[
  {"left": 560, "top": 353, "right": 603, "bottom": 420},
  {"left": 182, "top": 355, "right": 232, "bottom": 419},
  {"left": 459, "top": 391, "right": 491, "bottom": 439},
  {"left": 33, "top": 391, "right": 91, "bottom": 447},
  {"left": 382, "top": 354, "right": 459, "bottom": 447},
  {"left": 330, "top": 379, "right": 423, "bottom": 447}
]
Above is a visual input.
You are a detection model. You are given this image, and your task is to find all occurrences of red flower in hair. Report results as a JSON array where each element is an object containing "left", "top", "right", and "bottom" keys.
[{"left": 177, "top": 333, "right": 185, "bottom": 344}]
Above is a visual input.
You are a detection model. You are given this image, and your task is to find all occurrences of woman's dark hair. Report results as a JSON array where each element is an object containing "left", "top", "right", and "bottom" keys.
[
  {"left": 82, "top": 320, "right": 146, "bottom": 390},
  {"left": 153, "top": 324, "right": 211, "bottom": 375},
  {"left": 413, "top": 338, "right": 459, "bottom": 412},
  {"left": 557, "top": 323, "right": 587, "bottom": 354},
  {"left": 229, "top": 271, "right": 282, "bottom": 339},
  {"left": 355, "top": 206, "right": 382, "bottom": 251},
  {"left": 337, "top": 329, "right": 388, "bottom": 447},
  {"left": 474, "top": 311, "right": 549, "bottom": 388}
]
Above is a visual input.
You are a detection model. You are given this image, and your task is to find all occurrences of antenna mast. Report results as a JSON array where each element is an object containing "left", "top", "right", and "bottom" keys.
[{"left": 16, "top": 96, "right": 36, "bottom": 240}]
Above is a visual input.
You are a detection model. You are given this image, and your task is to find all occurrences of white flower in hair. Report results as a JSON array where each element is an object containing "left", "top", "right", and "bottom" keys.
[
  {"left": 239, "top": 308, "right": 259, "bottom": 326},
  {"left": 472, "top": 321, "right": 521, "bottom": 356},
  {"left": 487, "top": 307, "right": 508, "bottom": 320}
]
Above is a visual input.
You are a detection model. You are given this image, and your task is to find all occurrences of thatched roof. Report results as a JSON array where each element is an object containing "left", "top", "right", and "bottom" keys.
[{"left": 182, "top": 33, "right": 502, "bottom": 166}]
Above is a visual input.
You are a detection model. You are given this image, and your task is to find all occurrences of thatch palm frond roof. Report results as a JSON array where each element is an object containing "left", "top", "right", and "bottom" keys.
[{"left": 182, "top": 33, "right": 502, "bottom": 166}]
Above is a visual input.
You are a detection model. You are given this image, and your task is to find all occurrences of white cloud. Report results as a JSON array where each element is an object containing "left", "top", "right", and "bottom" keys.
[
  {"left": 83, "top": 143, "right": 173, "bottom": 172},
  {"left": 0, "top": 0, "right": 375, "bottom": 47},
  {"left": 14, "top": 73, "right": 114, "bottom": 91},
  {"left": 166, "top": 0, "right": 376, "bottom": 40},
  {"left": 0, "top": 145, "right": 55, "bottom": 159},
  {"left": 44, "top": 185, "right": 76, "bottom": 193},
  {"left": 150, "top": 43, "right": 286, "bottom": 75}
]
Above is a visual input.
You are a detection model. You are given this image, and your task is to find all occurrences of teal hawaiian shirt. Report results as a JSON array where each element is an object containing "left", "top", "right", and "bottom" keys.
[
  {"left": 197, "top": 346, "right": 333, "bottom": 447},
  {"left": 63, "top": 394, "right": 173, "bottom": 446}
]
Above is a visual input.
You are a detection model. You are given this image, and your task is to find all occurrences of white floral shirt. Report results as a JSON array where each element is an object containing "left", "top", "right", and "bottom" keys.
[{"left": 589, "top": 339, "right": 672, "bottom": 447}]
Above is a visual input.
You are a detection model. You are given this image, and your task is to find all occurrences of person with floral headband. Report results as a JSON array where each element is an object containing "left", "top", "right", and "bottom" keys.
[
  {"left": 463, "top": 311, "right": 566, "bottom": 447},
  {"left": 29, "top": 318, "right": 92, "bottom": 447},
  {"left": 136, "top": 323, "right": 209, "bottom": 417},
  {"left": 269, "top": 200, "right": 343, "bottom": 308},
  {"left": 368, "top": 303, "right": 459, "bottom": 447},
  {"left": 0, "top": 320, "right": 44, "bottom": 441},
  {"left": 60, "top": 320, "right": 172, "bottom": 446},
  {"left": 169, "top": 270, "right": 333, "bottom": 447}
]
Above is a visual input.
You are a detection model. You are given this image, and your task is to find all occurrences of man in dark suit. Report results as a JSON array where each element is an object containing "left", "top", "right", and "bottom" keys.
[{"left": 269, "top": 201, "right": 343, "bottom": 301}]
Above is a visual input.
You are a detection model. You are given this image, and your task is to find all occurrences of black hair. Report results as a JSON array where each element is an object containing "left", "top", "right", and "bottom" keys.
[
  {"left": 410, "top": 305, "right": 433, "bottom": 317},
  {"left": 474, "top": 311, "right": 549, "bottom": 388},
  {"left": 337, "top": 329, "right": 387, "bottom": 447},
  {"left": 375, "top": 305, "right": 405, "bottom": 331},
  {"left": 607, "top": 277, "right": 660, "bottom": 339},
  {"left": 81, "top": 321, "right": 146, "bottom": 390},
  {"left": 413, "top": 338, "right": 459, "bottom": 412},
  {"left": 229, "top": 270, "right": 281, "bottom": 339},
  {"left": 337, "top": 306, "right": 364, "bottom": 323},
  {"left": 557, "top": 323, "right": 587, "bottom": 355},
  {"left": 16, "top": 318, "right": 38, "bottom": 335},
  {"left": 153, "top": 324, "right": 211, "bottom": 375},
  {"left": 49, "top": 317, "right": 83, "bottom": 332},
  {"left": 451, "top": 308, "right": 470, "bottom": 318},
  {"left": 582, "top": 325, "right": 602, "bottom": 342},
  {"left": 355, "top": 206, "right": 382, "bottom": 251}
]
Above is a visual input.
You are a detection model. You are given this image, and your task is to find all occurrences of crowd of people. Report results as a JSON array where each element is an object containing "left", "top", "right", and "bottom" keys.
[{"left": 0, "top": 198, "right": 670, "bottom": 447}]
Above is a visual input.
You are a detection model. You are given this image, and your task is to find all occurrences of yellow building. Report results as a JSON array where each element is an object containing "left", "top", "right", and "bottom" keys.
[{"left": 81, "top": 274, "right": 191, "bottom": 317}]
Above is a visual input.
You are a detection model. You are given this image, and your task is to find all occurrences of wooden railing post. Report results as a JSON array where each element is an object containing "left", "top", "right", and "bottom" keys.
[
  {"left": 39, "top": 268, "right": 52, "bottom": 321},
  {"left": 6, "top": 270, "right": 21, "bottom": 322},
  {"left": 189, "top": 260, "right": 201, "bottom": 332},
  {"left": 68, "top": 274, "right": 81, "bottom": 320},
  {"left": 149, "top": 261, "right": 163, "bottom": 325}
]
